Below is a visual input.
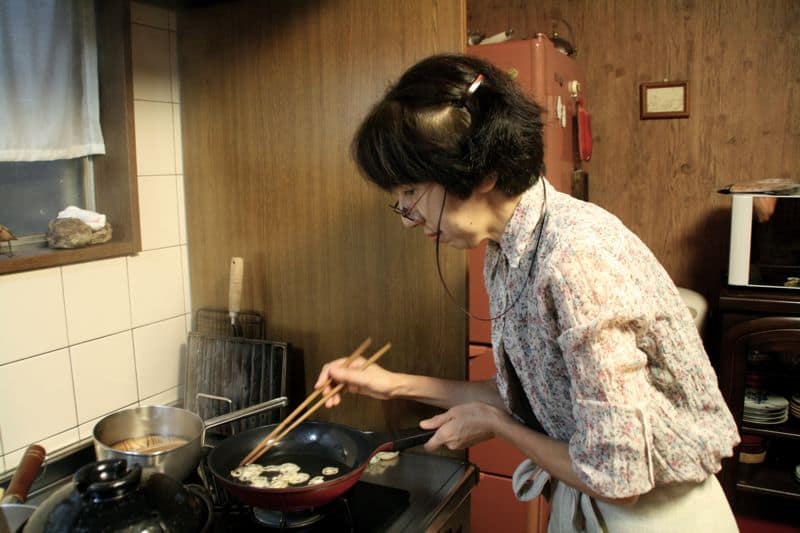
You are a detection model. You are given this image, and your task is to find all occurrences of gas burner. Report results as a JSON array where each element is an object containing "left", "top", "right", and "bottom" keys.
[{"left": 251, "top": 507, "right": 325, "bottom": 529}]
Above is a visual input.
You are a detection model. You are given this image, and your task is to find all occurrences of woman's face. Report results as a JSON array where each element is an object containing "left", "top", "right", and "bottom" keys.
[{"left": 393, "top": 182, "right": 491, "bottom": 249}]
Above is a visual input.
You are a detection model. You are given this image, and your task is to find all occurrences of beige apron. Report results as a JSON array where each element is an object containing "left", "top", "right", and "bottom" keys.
[{"left": 512, "top": 460, "right": 739, "bottom": 532}]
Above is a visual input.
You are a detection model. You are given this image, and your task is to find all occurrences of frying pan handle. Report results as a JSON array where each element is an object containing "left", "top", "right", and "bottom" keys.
[
  {"left": 202, "top": 396, "right": 288, "bottom": 446},
  {"left": 2, "top": 445, "right": 45, "bottom": 504},
  {"left": 388, "top": 428, "right": 435, "bottom": 451}
]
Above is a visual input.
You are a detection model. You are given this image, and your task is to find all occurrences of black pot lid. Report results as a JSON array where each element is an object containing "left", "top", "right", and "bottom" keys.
[{"left": 23, "top": 460, "right": 210, "bottom": 533}]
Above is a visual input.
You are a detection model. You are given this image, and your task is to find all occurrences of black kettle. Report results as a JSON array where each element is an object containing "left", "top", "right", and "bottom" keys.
[{"left": 23, "top": 460, "right": 211, "bottom": 533}]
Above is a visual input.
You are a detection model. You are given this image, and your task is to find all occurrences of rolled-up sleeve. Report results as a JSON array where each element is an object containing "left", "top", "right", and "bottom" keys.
[
  {"left": 550, "top": 240, "right": 658, "bottom": 499},
  {"left": 558, "top": 315, "right": 656, "bottom": 498}
]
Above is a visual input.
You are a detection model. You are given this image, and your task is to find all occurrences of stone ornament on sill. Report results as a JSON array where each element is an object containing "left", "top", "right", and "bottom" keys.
[
  {"left": 47, "top": 218, "right": 112, "bottom": 249},
  {"left": 0, "top": 224, "right": 18, "bottom": 256}
]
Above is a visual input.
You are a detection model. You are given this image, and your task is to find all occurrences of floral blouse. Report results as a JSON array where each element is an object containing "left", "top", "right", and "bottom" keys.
[{"left": 486, "top": 179, "right": 739, "bottom": 499}]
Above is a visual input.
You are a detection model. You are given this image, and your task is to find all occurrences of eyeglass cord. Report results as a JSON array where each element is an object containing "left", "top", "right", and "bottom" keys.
[{"left": 434, "top": 179, "right": 548, "bottom": 322}]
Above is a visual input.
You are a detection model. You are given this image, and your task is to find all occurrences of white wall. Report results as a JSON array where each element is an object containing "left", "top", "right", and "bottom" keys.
[{"left": 0, "top": 3, "right": 189, "bottom": 474}]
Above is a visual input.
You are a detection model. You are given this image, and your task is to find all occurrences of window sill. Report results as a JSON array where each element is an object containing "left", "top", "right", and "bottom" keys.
[{"left": 0, "top": 241, "right": 138, "bottom": 275}]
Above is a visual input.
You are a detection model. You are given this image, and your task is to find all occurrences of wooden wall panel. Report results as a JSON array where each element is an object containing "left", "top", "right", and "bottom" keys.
[
  {"left": 179, "top": 0, "right": 466, "bottom": 430},
  {"left": 467, "top": 0, "right": 800, "bottom": 308}
]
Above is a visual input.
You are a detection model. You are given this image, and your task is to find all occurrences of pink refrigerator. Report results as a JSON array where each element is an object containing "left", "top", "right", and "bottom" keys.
[{"left": 465, "top": 34, "right": 590, "bottom": 531}]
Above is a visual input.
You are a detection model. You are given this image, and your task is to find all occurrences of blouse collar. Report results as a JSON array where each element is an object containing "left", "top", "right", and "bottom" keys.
[{"left": 498, "top": 178, "right": 549, "bottom": 269}]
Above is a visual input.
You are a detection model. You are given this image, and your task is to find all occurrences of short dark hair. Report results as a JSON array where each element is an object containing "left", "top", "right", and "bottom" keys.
[{"left": 352, "top": 54, "right": 544, "bottom": 199}]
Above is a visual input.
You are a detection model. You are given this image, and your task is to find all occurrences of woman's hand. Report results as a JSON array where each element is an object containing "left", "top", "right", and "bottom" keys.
[
  {"left": 420, "top": 402, "right": 510, "bottom": 452},
  {"left": 314, "top": 356, "right": 398, "bottom": 407}
]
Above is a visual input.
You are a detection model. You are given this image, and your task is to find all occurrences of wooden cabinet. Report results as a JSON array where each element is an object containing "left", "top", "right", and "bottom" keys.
[
  {"left": 717, "top": 287, "right": 800, "bottom": 526},
  {"left": 470, "top": 473, "right": 528, "bottom": 533}
]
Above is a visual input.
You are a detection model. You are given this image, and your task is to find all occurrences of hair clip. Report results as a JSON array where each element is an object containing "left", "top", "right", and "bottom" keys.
[
  {"left": 458, "top": 74, "right": 484, "bottom": 108},
  {"left": 466, "top": 74, "right": 484, "bottom": 96}
]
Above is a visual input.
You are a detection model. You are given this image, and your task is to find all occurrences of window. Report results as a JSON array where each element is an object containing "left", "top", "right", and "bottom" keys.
[
  {"left": 0, "top": 0, "right": 139, "bottom": 274},
  {"left": 0, "top": 158, "right": 95, "bottom": 249}
]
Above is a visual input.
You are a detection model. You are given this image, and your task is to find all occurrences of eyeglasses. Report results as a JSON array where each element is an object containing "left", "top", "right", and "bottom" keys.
[{"left": 389, "top": 186, "right": 430, "bottom": 223}]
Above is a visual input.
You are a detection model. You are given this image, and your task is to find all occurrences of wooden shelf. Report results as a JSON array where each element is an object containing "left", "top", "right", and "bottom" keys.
[{"left": 737, "top": 463, "right": 800, "bottom": 500}]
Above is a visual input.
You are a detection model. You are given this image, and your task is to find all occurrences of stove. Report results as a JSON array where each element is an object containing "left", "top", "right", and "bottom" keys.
[
  {"left": 5, "top": 441, "right": 477, "bottom": 533},
  {"left": 207, "top": 481, "right": 410, "bottom": 532}
]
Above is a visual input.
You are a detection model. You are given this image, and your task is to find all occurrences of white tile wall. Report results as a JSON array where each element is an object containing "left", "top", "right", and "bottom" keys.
[
  {"left": 134, "top": 100, "right": 176, "bottom": 175},
  {"left": 138, "top": 175, "right": 180, "bottom": 250},
  {"left": 77, "top": 403, "right": 137, "bottom": 441},
  {"left": 140, "top": 385, "right": 184, "bottom": 407},
  {"left": 131, "top": 23, "right": 172, "bottom": 101},
  {"left": 127, "top": 247, "right": 185, "bottom": 326},
  {"left": 132, "top": 315, "right": 187, "bottom": 399},
  {"left": 0, "top": 2, "right": 188, "bottom": 473},
  {"left": 4, "top": 428, "right": 81, "bottom": 472},
  {"left": 0, "top": 268, "right": 68, "bottom": 365},
  {"left": 131, "top": 2, "right": 169, "bottom": 29},
  {"left": 62, "top": 257, "right": 131, "bottom": 345},
  {"left": 70, "top": 332, "right": 138, "bottom": 423},
  {"left": 0, "top": 350, "right": 77, "bottom": 452}
]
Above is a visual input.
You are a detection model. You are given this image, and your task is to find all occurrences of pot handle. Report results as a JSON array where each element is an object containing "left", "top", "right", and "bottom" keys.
[
  {"left": 2, "top": 445, "right": 45, "bottom": 504},
  {"left": 201, "top": 396, "right": 288, "bottom": 446}
]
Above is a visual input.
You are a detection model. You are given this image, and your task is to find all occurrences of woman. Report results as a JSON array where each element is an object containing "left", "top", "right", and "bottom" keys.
[{"left": 315, "top": 54, "right": 740, "bottom": 532}]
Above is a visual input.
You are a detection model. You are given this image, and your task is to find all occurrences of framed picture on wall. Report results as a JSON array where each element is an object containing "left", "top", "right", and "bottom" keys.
[{"left": 640, "top": 81, "right": 689, "bottom": 119}]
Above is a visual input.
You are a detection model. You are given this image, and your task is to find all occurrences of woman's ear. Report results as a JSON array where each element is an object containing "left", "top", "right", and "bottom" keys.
[{"left": 475, "top": 173, "right": 499, "bottom": 194}]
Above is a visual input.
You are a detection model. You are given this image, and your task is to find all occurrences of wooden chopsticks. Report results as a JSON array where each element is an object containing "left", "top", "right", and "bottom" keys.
[{"left": 239, "top": 338, "right": 391, "bottom": 466}]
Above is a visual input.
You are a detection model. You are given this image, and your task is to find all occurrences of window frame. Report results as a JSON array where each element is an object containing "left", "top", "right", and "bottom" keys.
[{"left": 0, "top": 0, "right": 140, "bottom": 275}]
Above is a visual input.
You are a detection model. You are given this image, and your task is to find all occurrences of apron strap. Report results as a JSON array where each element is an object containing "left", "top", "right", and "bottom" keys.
[{"left": 512, "top": 458, "right": 606, "bottom": 533}]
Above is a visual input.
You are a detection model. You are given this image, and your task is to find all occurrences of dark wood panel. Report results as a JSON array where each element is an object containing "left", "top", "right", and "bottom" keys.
[
  {"left": 467, "top": 0, "right": 800, "bottom": 308},
  {"left": 179, "top": 0, "right": 467, "bottom": 430}
]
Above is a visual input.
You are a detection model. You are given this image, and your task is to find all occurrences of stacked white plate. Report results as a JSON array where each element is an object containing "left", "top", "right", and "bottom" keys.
[
  {"left": 790, "top": 395, "right": 800, "bottom": 420},
  {"left": 743, "top": 390, "right": 789, "bottom": 425}
]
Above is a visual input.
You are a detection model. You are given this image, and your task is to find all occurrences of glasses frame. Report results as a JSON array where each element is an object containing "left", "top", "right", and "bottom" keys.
[{"left": 389, "top": 186, "right": 430, "bottom": 223}]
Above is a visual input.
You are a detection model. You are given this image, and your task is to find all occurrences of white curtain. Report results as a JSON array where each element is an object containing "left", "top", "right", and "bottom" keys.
[{"left": 0, "top": 0, "right": 105, "bottom": 161}]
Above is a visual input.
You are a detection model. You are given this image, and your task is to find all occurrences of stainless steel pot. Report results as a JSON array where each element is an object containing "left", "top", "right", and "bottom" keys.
[{"left": 93, "top": 397, "right": 287, "bottom": 481}]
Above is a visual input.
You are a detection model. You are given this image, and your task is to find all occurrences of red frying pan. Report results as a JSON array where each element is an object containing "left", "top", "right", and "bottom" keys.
[{"left": 207, "top": 421, "right": 432, "bottom": 511}]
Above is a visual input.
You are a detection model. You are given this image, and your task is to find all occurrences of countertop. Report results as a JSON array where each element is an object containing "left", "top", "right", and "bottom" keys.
[{"left": 361, "top": 452, "right": 477, "bottom": 532}]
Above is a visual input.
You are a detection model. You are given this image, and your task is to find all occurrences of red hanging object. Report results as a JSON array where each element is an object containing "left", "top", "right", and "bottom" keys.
[{"left": 577, "top": 96, "right": 592, "bottom": 161}]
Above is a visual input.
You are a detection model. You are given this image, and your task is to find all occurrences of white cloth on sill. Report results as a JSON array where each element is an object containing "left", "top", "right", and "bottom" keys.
[
  {"left": 57, "top": 205, "right": 106, "bottom": 230},
  {"left": 0, "top": 0, "right": 105, "bottom": 161}
]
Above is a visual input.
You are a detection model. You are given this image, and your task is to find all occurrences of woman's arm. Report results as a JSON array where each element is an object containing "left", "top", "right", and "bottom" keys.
[
  {"left": 391, "top": 373, "right": 507, "bottom": 410},
  {"left": 421, "top": 402, "right": 640, "bottom": 506},
  {"left": 315, "top": 356, "right": 506, "bottom": 411},
  {"left": 495, "top": 413, "right": 640, "bottom": 506}
]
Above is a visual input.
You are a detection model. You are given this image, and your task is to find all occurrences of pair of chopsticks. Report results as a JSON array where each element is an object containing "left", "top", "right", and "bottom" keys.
[{"left": 239, "top": 337, "right": 391, "bottom": 466}]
